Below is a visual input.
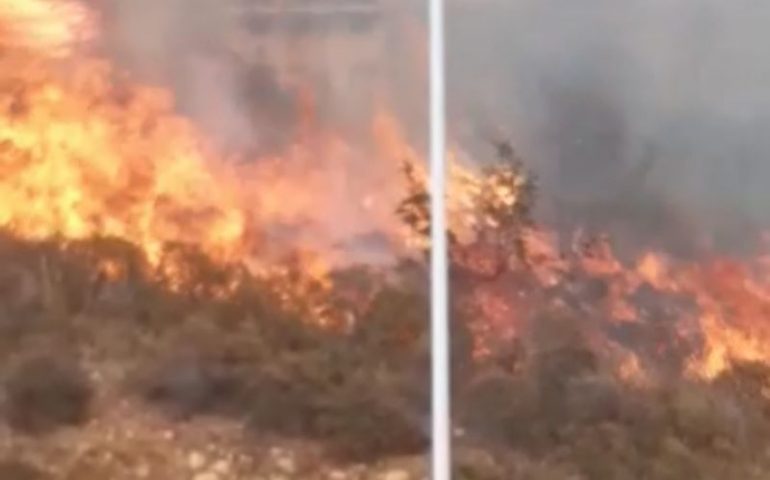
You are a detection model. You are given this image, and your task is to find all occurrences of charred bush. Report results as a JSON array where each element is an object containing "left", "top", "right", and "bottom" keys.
[
  {"left": 314, "top": 392, "right": 428, "bottom": 463},
  {"left": 460, "top": 372, "right": 538, "bottom": 445},
  {"left": 237, "top": 346, "right": 427, "bottom": 462},
  {"left": 128, "top": 280, "right": 429, "bottom": 462},
  {"left": 526, "top": 311, "right": 601, "bottom": 426},
  {"left": 352, "top": 287, "right": 428, "bottom": 363},
  {"left": 562, "top": 374, "right": 621, "bottom": 424},
  {"left": 714, "top": 361, "right": 770, "bottom": 406},
  {"left": 666, "top": 383, "right": 741, "bottom": 448},
  {"left": 4, "top": 354, "right": 93, "bottom": 434},
  {"left": 453, "top": 446, "right": 509, "bottom": 480},
  {"left": 0, "top": 459, "right": 46, "bottom": 480},
  {"left": 138, "top": 353, "right": 244, "bottom": 420}
]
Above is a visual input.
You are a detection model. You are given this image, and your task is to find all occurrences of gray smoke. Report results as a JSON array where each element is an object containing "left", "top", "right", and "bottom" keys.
[
  {"left": 447, "top": 0, "right": 770, "bottom": 253},
  {"left": 91, "top": 0, "right": 422, "bottom": 155},
  {"left": 92, "top": 0, "right": 299, "bottom": 154}
]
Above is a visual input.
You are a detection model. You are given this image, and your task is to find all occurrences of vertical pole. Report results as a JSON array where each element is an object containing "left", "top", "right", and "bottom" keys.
[{"left": 428, "top": 0, "right": 450, "bottom": 478}]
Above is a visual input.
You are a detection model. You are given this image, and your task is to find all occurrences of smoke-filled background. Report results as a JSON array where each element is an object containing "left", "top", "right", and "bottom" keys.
[
  {"left": 447, "top": 0, "right": 770, "bottom": 255},
  {"left": 91, "top": 0, "right": 299, "bottom": 154}
]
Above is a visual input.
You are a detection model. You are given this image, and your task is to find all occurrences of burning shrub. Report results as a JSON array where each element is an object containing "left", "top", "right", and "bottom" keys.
[{"left": 397, "top": 141, "right": 537, "bottom": 263}]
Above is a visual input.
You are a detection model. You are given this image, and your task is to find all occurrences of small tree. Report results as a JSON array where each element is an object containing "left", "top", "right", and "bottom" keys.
[{"left": 396, "top": 140, "right": 537, "bottom": 276}]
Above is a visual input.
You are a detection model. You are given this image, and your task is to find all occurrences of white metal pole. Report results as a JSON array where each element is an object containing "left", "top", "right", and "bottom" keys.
[{"left": 428, "top": 0, "right": 450, "bottom": 477}]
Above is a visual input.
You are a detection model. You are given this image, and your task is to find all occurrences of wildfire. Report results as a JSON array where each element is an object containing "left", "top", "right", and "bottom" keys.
[{"left": 2, "top": 0, "right": 770, "bottom": 387}]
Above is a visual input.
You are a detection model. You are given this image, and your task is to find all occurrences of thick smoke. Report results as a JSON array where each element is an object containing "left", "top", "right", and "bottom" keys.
[
  {"left": 90, "top": 0, "right": 423, "bottom": 154},
  {"left": 447, "top": 0, "right": 770, "bottom": 254},
  {"left": 92, "top": 0, "right": 300, "bottom": 154}
]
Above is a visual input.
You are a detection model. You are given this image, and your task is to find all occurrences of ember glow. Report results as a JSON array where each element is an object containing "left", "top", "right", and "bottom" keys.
[{"left": 1, "top": 0, "right": 770, "bottom": 386}]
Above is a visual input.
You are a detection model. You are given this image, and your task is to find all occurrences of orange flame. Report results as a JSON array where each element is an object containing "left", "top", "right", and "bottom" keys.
[{"left": 0, "top": 54, "right": 251, "bottom": 267}]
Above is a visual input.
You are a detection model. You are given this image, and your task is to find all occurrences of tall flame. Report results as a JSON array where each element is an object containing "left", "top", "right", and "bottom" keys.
[{"left": 0, "top": 55, "right": 253, "bottom": 265}]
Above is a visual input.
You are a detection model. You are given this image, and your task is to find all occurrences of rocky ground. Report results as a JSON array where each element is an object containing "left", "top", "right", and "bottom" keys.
[{"left": 0, "top": 395, "right": 429, "bottom": 480}]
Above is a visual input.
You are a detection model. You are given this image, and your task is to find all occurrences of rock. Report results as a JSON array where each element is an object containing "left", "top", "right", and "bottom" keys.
[
  {"left": 328, "top": 469, "right": 347, "bottom": 480},
  {"left": 211, "top": 459, "right": 230, "bottom": 475},
  {"left": 272, "top": 452, "right": 296, "bottom": 474},
  {"left": 378, "top": 469, "right": 411, "bottom": 480},
  {"left": 188, "top": 452, "right": 206, "bottom": 470},
  {"left": 193, "top": 473, "right": 219, "bottom": 480},
  {"left": 135, "top": 463, "right": 150, "bottom": 478}
]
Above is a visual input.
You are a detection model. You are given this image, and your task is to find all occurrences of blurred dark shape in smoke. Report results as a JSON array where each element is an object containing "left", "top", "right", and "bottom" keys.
[{"left": 0, "top": 459, "right": 46, "bottom": 480}]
